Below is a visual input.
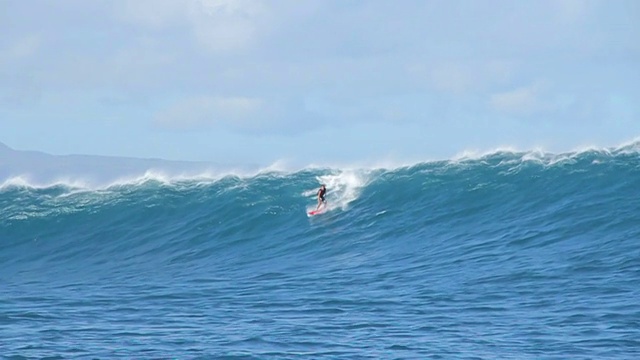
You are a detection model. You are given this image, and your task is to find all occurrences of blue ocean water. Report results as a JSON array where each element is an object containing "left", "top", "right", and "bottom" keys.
[{"left": 1, "top": 144, "right": 640, "bottom": 359}]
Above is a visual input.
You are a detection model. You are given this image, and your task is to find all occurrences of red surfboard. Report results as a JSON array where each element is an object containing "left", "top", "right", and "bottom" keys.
[{"left": 308, "top": 207, "right": 326, "bottom": 216}]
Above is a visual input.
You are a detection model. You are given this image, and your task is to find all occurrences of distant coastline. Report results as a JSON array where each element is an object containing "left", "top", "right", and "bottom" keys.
[{"left": 0, "top": 142, "right": 252, "bottom": 187}]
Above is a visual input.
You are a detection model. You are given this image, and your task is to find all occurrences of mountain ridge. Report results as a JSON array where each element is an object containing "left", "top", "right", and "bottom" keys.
[{"left": 0, "top": 141, "right": 249, "bottom": 186}]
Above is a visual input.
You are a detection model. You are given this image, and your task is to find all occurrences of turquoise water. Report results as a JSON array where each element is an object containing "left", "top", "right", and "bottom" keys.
[{"left": 2, "top": 145, "right": 639, "bottom": 359}]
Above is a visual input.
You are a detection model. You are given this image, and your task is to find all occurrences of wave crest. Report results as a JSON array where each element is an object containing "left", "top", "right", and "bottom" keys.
[{"left": 2, "top": 139, "right": 639, "bottom": 192}]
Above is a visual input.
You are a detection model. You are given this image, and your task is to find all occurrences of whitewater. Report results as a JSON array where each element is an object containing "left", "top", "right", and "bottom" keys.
[{"left": 2, "top": 142, "right": 639, "bottom": 359}]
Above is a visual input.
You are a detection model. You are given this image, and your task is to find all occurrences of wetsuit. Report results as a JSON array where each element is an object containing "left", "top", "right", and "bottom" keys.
[{"left": 318, "top": 187, "right": 326, "bottom": 202}]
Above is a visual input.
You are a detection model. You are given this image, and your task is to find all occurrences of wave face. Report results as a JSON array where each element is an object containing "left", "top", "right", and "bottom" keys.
[{"left": 2, "top": 145, "right": 640, "bottom": 359}]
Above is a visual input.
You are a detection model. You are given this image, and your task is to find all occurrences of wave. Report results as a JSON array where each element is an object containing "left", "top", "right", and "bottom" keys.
[
  {"left": 2, "top": 138, "right": 638, "bottom": 273},
  {"left": 2, "top": 139, "right": 639, "bottom": 192},
  {"left": 2, "top": 141, "right": 636, "bottom": 240}
]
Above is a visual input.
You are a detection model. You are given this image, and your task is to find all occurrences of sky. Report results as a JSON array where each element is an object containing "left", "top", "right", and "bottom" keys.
[{"left": 0, "top": 0, "right": 638, "bottom": 167}]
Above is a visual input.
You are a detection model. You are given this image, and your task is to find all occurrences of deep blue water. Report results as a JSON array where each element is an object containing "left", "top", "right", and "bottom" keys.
[{"left": 2, "top": 145, "right": 640, "bottom": 359}]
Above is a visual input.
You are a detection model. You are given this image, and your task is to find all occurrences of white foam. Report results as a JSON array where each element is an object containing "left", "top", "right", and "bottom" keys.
[
  {"left": 0, "top": 176, "right": 33, "bottom": 189},
  {"left": 257, "top": 159, "right": 293, "bottom": 174},
  {"left": 452, "top": 146, "right": 520, "bottom": 162},
  {"left": 0, "top": 175, "right": 91, "bottom": 190},
  {"left": 2, "top": 138, "right": 639, "bottom": 192},
  {"left": 613, "top": 136, "right": 640, "bottom": 155},
  {"left": 0, "top": 167, "right": 260, "bottom": 192},
  {"left": 304, "top": 170, "right": 370, "bottom": 214},
  {"left": 447, "top": 137, "right": 640, "bottom": 169}
]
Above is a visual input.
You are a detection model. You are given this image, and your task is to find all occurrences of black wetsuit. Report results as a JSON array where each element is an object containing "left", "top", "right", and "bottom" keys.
[{"left": 318, "top": 187, "right": 326, "bottom": 202}]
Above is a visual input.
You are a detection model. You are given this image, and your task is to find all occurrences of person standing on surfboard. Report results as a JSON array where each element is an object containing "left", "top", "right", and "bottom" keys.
[{"left": 315, "top": 184, "right": 327, "bottom": 211}]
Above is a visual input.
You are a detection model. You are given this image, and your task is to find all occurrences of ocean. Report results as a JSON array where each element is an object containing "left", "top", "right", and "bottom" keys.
[{"left": 2, "top": 143, "right": 639, "bottom": 359}]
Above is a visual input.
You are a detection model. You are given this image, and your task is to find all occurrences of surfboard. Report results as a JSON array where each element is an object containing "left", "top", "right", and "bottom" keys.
[{"left": 308, "top": 207, "right": 326, "bottom": 216}]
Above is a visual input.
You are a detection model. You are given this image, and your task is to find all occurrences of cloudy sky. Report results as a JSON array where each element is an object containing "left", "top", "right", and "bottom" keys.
[{"left": 1, "top": 0, "right": 638, "bottom": 166}]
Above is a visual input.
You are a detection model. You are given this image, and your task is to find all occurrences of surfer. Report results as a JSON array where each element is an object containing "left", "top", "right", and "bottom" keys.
[{"left": 316, "top": 184, "right": 327, "bottom": 211}]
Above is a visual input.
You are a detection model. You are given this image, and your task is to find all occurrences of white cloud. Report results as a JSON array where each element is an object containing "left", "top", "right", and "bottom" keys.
[
  {"left": 188, "top": 0, "right": 268, "bottom": 52},
  {"left": 0, "top": 35, "right": 42, "bottom": 106},
  {"left": 109, "top": 37, "right": 177, "bottom": 80},
  {"left": 115, "top": 0, "right": 269, "bottom": 53},
  {"left": 115, "top": 0, "right": 188, "bottom": 29},
  {"left": 551, "top": 0, "right": 594, "bottom": 24},
  {"left": 10, "top": 35, "right": 40, "bottom": 59},
  {"left": 0, "top": 35, "right": 40, "bottom": 63},
  {"left": 407, "top": 59, "right": 516, "bottom": 95},
  {"left": 429, "top": 63, "right": 474, "bottom": 95},
  {"left": 0, "top": 74, "right": 41, "bottom": 107},
  {"left": 153, "top": 94, "right": 323, "bottom": 134},
  {"left": 489, "top": 81, "right": 551, "bottom": 116},
  {"left": 154, "top": 96, "right": 264, "bottom": 130}
]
